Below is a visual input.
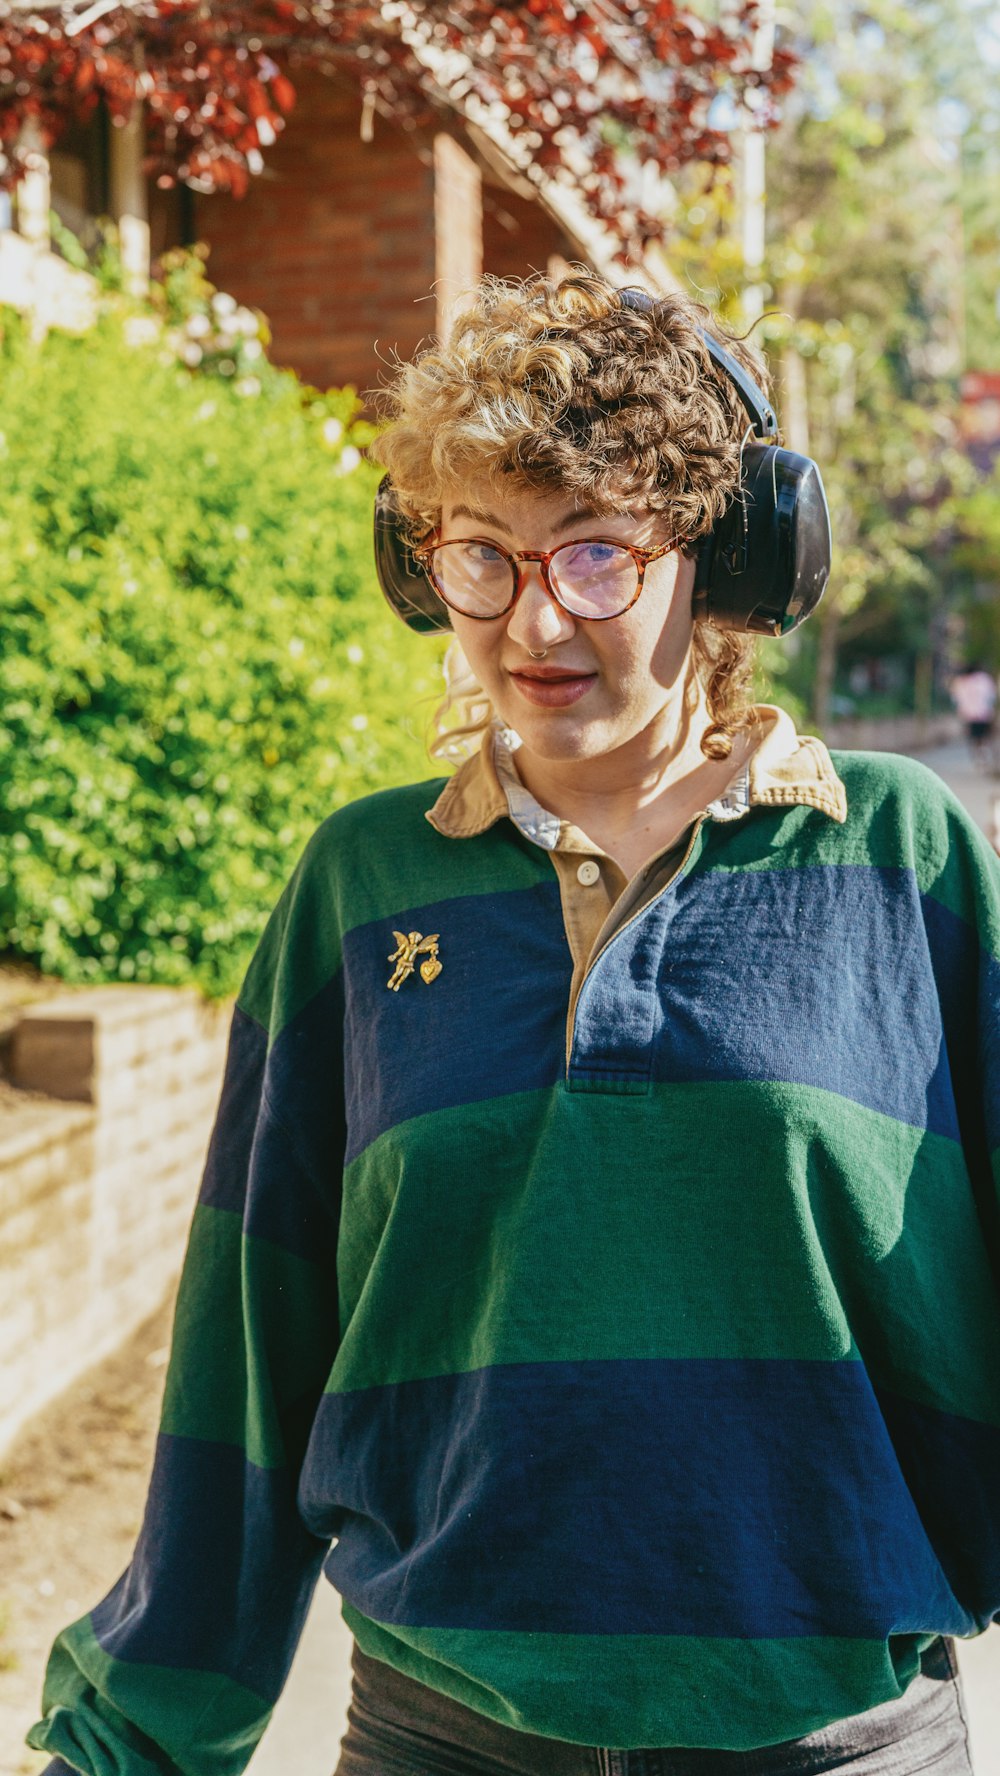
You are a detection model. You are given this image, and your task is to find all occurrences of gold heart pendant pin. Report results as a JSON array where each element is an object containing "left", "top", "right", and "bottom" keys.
[{"left": 387, "top": 931, "right": 442, "bottom": 991}]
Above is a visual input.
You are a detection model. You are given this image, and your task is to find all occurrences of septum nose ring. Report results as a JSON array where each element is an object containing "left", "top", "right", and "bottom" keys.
[{"left": 528, "top": 649, "right": 548, "bottom": 659}]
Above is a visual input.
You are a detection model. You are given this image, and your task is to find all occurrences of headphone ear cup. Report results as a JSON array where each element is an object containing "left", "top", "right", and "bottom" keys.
[
  {"left": 373, "top": 477, "right": 453, "bottom": 635},
  {"left": 692, "top": 445, "right": 831, "bottom": 636}
]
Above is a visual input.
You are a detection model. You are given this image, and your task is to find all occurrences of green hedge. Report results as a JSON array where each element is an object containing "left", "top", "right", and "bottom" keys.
[{"left": 0, "top": 309, "right": 446, "bottom": 996}]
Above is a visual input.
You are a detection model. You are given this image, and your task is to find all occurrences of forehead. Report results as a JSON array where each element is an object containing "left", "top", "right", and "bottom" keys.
[{"left": 440, "top": 481, "right": 651, "bottom": 536}]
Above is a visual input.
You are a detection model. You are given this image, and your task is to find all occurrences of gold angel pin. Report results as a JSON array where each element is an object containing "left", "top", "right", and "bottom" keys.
[{"left": 387, "top": 930, "right": 442, "bottom": 991}]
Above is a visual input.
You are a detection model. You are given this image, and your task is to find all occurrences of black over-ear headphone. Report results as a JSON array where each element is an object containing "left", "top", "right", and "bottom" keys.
[{"left": 372, "top": 285, "right": 831, "bottom": 637}]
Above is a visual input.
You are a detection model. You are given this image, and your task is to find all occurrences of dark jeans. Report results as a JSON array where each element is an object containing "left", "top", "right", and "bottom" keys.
[{"left": 335, "top": 1638, "right": 974, "bottom": 1776}]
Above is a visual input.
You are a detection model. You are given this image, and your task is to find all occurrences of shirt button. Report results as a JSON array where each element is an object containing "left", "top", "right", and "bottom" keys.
[{"left": 577, "top": 860, "right": 601, "bottom": 886}]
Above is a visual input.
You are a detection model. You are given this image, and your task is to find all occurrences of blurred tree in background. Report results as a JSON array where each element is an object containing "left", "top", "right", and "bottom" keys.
[
  {"left": 668, "top": 0, "right": 1000, "bottom": 727},
  {"left": 762, "top": 0, "right": 974, "bottom": 728},
  {"left": 0, "top": 266, "right": 444, "bottom": 997}
]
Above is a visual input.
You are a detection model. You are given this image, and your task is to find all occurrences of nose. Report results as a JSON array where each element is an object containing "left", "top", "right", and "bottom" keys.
[{"left": 504, "top": 560, "right": 577, "bottom": 652}]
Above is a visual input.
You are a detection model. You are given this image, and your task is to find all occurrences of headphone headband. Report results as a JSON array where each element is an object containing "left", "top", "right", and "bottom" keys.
[{"left": 616, "top": 285, "right": 778, "bottom": 439}]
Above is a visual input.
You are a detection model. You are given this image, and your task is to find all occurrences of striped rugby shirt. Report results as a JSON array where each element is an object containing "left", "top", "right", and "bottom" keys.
[{"left": 31, "top": 709, "right": 1000, "bottom": 1770}]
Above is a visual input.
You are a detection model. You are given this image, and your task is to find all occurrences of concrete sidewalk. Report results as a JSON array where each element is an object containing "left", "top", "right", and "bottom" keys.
[
  {"left": 249, "top": 739, "right": 1000, "bottom": 1776},
  {"left": 913, "top": 739, "right": 999, "bottom": 844},
  {"left": 247, "top": 1580, "right": 350, "bottom": 1775}
]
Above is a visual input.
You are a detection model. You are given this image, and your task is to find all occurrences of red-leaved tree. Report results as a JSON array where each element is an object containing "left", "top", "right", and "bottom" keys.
[{"left": 0, "top": 1, "right": 796, "bottom": 259}]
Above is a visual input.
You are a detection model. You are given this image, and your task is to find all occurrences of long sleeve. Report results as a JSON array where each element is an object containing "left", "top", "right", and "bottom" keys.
[
  {"left": 919, "top": 774, "right": 1000, "bottom": 1284},
  {"left": 868, "top": 766, "right": 1000, "bottom": 1637},
  {"left": 28, "top": 836, "right": 347, "bottom": 1776}
]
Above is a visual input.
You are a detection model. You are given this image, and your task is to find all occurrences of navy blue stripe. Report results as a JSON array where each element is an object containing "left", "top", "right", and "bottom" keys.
[
  {"left": 302, "top": 1358, "right": 986, "bottom": 1640},
  {"left": 573, "top": 865, "right": 962, "bottom": 1135},
  {"left": 921, "top": 891, "right": 1000, "bottom": 1156},
  {"left": 920, "top": 892, "right": 1000, "bottom": 1278},
  {"left": 208, "top": 867, "right": 990, "bottom": 1229},
  {"left": 265, "top": 970, "right": 348, "bottom": 1196},
  {"left": 199, "top": 1005, "right": 268, "bottom": 1215},
  {"left": 335, "top": 865, "right": 988, "bottom": 1156},
  {"left": 90, "top": 1434, "right": 328, "bottom": 1698},
  {"left": 342, "top": 883, "right": 570, "bottom": 1163},
  {"left": 198, "top": 987, "right": 344, "bottom": 1265},
  {"left": 873, "top": 1386, "right": 1000, "bottom": 1628}
]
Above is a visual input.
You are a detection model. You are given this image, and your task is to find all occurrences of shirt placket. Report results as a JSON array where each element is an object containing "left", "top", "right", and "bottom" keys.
[
  {"left": 549, "top": 824, "right": 697, "bottom": 1073},
  {"left": 564, "top": 817, "right": 708, "bottom": 1092},
  {"left": 549, "top": 847, "right": 624, "bottom": 1019}
]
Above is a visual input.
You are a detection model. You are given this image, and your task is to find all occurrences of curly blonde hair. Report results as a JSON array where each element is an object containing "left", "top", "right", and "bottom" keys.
[{"left": 370, "top": 268, "right": 769, "bottom": 762}]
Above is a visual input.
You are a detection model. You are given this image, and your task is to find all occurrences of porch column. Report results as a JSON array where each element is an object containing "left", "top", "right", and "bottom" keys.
[
  {"left": 110, "top": 103, "right": 150, "bottom": 294},
  {"left": 15, "top": 117, "right": 51, "bottom": 247},
  {"left": 433, "top": 133, "right": 483, "bottom": 341}
]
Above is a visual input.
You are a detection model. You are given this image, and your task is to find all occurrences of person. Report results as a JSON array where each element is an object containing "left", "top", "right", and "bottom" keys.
[
  {"left": 29, "top": 272, "right": 999, "bottom": 1776},
  {"left": 950, "top": 662, "right": 998, "bottom": 768}
]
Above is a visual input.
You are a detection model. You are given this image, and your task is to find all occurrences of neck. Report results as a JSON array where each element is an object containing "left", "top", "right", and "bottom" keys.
[{"left": 509, "top": 680, "right": 754, "bottom": 868}]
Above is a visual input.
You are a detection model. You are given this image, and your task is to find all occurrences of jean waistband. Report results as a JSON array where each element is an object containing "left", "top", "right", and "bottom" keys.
[{"left": 349, "top": 1635, "right": 962, "bottom": 1773}]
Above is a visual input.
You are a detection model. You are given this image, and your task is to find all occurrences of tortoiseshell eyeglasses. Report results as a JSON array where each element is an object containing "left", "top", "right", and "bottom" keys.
[{"left": 412, "top": 534, "right": 686, "bottom": 622}]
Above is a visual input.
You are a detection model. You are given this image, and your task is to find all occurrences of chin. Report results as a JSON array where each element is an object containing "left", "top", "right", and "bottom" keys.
[{"left": 509, "top": 715, "right": 622, "bottom": 763}]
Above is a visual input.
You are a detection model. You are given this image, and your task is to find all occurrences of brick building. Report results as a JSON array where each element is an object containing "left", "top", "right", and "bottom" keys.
[
  {"left": 156, "top": 71, "right": 595, "bottom": 394},
  {"left": 4, "top": 65, "right": 663, "bottom": 394}
]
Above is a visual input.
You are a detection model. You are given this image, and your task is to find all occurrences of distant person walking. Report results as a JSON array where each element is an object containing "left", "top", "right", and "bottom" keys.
[{"left": 951, "top": 662, "right": 998, "bottom": 766}]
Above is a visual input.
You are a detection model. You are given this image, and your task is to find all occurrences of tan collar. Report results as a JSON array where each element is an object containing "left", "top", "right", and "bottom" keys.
[
  {"left": 426, "top": 704, "right": 847, "bottom": 846},
  {"left": 745, "top": 704, "right": 847, "bottom": 821}
]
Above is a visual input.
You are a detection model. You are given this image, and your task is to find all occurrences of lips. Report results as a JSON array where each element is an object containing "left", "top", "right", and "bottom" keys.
[{"left": 508, "top": 664, "right": 598, "bottom": 708}]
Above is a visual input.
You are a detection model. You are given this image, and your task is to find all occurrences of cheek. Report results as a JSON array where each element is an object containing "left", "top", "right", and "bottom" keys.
[
  {"left": 647, "top": 560, "right": 696, "bottom": 679},
  {"left": 608, "top": 590, "right": 693, "bottom": 697},
  {"left": 449, "top": 619, "right": 501, "bottom": 688}
]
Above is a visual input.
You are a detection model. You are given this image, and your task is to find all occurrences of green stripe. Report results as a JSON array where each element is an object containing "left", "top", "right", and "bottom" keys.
[
  {"left": 922, "top": 816, "right": 1000, "bottom": 959},
  {"left": 333, "top": 1079, "right": 1000, "bottom": 1425},
  {"left": 344, "top": 1602, "right": 933, "bottom": 1751},
  {"left": 160, "top": 1207, "right": 335, "bottom": 1467},
  {"left": 27, "top": 1616, "right": 270, "bottom": 1776},
  {"left": 239, "top": 779, "right": 551, "bottom": 1038}
]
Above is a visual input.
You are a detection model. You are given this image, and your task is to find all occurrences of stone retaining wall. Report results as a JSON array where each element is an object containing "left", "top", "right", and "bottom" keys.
[{"left": 0, "top": 987, "right": 230, "bottom": 1456}]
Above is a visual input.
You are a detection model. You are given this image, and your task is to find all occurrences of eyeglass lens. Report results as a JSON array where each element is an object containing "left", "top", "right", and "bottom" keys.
[{"left": 428, "top": 540, "right": 639, "bottom": 620}]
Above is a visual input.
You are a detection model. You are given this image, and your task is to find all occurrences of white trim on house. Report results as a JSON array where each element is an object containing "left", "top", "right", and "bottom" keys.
[
  {"left": 0, "top": 227, "right": 97, "bottom": 333},
  {"left": 0, "top": 117, "right": 97, "bottom": 331},
  {"left": 0, "top": 94, "right": 149, "bottom": 324}
]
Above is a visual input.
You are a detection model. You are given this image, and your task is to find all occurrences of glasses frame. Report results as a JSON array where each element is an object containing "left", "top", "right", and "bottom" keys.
[{"left": 412, "top": 533, "right": 686, "bottom": 623}]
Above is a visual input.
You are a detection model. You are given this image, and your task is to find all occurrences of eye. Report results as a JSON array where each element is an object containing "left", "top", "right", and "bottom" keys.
[
  {"left": 560, "top": 541, "right": 624, "bottom": 569},
  {"left": 460, "top": 540, "right": 506, "bottom": 566}
]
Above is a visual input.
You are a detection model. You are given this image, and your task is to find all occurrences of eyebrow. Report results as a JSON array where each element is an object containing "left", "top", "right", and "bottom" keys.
[{"left": 448, "top": 502, "right": 606, "bottom": 536}]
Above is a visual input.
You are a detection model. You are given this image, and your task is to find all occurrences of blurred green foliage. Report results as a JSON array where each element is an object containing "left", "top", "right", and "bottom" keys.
[
  {"left": 0, "top": 304, "right": 446, "bottom": 996},
  {"left": 949, "top": 467, "right": 1000, "bottom": 670},
  {"left": 662, "top": 0, "right": 998, "bottom": 726}
]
